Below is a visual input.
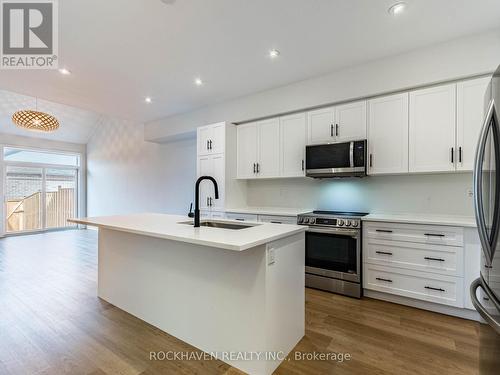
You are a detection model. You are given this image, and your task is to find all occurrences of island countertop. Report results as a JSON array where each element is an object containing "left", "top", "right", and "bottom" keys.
[{"left": 69, "top": 213, "right": 306, "bottom": 251}]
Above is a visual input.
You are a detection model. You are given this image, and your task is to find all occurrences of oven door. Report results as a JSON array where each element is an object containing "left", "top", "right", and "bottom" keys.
[{"left": 305, "top": 227, "right": 360, "bottom": 283}]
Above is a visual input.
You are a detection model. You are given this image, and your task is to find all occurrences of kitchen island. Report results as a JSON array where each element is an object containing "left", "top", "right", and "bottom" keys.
[{"left": 69, "top": 213, "right": 306, "bottom": 375}]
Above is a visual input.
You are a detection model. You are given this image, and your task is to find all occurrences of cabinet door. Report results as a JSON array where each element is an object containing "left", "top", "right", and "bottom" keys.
[
  {"left": 210, "top": 122, "right": 226, "bottom": 154},
  {"left": 457, "top": 77, "right": 491, "bottom": 171},
  {"left": 368, "top": 93, "right": 409, "bottom": 175},
  {"left": 211, "top": 154, "right": 225, "bottom": 210},
  {"left": 197, "top": 126, "right": 212, "bottom": 156},
  {"left": 280, "top": 113, "right": 306, "bottom": 177},
  {"left": 307, "top": 107, "right": 335, "bottom": 144},
  {"left": 236, "top": 123, "right": 258, "bottom": 179},
  {"left": 197, "top": 155, "right": 212, "bottom": 210},
  {"left": 335, "top": 101, "right": 367, "bottom": 142},
  {"left": 257, "top": 118, "right": 281, "bottom": 177},
  {"left": 409, "top": 84, "right": 457, "bottom": 173}
]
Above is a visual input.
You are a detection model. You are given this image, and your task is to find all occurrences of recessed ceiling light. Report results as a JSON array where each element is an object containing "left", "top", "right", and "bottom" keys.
[
  {"left": 194, "top": 78, "right": 203, "bottom": 86},
  {"left": 58, "top": 68, "right": 71, "bottom": 75},
  {"left": 145, "top": 97, "right": 152, "bottom": 103},
  {"left": 388, "top": 2, "right": 407, "bottom": 15},
  {"left": 269, "top": 49, "right": 280, "bottom": 59}
]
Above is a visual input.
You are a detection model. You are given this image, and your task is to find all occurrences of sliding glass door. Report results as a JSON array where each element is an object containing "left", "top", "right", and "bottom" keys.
[
  {"left": 3, "top": 147, "right": 80, "bottom": 234},
  {"left": 5, "top": 166, "right": 43, "bottom": 233}
]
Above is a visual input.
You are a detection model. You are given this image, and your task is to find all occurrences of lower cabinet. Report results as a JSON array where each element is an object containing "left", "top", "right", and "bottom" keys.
[
  {"left": 218, "top": 212, "right": 297, "bottom": 224},
  {"left": 225, "top": 213, "right": 259, "bottom": 222},
  {"left": 363, "top": 221, "right": 480, "bottom": 311}
]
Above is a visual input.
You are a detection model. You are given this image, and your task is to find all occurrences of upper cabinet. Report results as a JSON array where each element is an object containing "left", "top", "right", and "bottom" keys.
[
  {"left": 307, "top": 101, "right": 366, "bottom": 144},
  {"left": 197, "top": 122, "right": 226, "bottom": 156},
  {"left": 236, "top": 119, "right": 280, "bottom": 179},
  {"left": 368, "top": 93, "right": 409, "bottom": 175},
  {"left": 335, "top": 101, "right": 367, "bottom": 142},
  {"left": 409, "top": 84, "right": 457, "bottom": 173},
  {"left": 229, "top": 76, "right": 491, "bottom": 180},
  {"left": 281, "top": 113, "right": 307, "bottom": 177},
  {"left": 456, "top": 77, "right": 491, "bottom": 171}
]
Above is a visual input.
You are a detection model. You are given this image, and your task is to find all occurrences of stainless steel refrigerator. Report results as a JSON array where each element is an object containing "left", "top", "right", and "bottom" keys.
[{"left": 472, "top": 65, "right": 500, "bottom": 374}]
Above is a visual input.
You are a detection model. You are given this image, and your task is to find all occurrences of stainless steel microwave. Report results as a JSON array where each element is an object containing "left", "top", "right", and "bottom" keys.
[{"left": 305, "top": 140, "right": 367, "bottom": 178}]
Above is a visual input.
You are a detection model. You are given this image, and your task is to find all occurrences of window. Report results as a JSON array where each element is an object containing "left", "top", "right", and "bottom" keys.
[{"left": 3, "top": 147, "right": 80, "bottom": 234}]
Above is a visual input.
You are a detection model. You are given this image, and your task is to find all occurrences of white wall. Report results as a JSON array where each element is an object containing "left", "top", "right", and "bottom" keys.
[
  {"left": 0, "top": 132, "right": 87, "bottom": 236},
  {"left": 86, "top": 117, "right": 196, "bottom": 217},
  {"left": 146, "top": 29, "right": 500, "bottom": 140},
  {"left": 246, "top": 174, "right": 474, "bottom": 216}
]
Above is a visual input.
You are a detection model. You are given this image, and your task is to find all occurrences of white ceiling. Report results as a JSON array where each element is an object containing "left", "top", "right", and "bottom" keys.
[{"left": 0, "top": 0, "right": 499, "bottom": 125}]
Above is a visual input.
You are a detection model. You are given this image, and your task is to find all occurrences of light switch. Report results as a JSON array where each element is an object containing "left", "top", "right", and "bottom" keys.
[{"left": 268, "top": 248, "right": 276, "bottom": 265}]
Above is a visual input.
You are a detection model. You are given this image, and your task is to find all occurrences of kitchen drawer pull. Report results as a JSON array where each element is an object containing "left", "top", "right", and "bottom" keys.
[
  {"left": 330, "top": 124, "right": 334, "bottom": 137},
  {"left": 376, "top": 229, "right": 393, "bottom": 233},
  {"left": 235, "top": 218, "right": 245, "bottom": 221},
  {"left": 376, "top": 277, "right": 393, "bottom": 283},
  {"left": 424, "top": 257, "right": 445, "bottom": 262},
  {"left": 253, "top": 163, "right": 256, "bottom": 173},
  {"left": 424, "top": 233, "right": 445, "bottom": 237},
  {"left": 376, "top": 251, "right": 393, "bottom": 255},
  {"left": 425, "top": 286, "right": 445, "bottom": 292},
  {"left": 270, "top": 221, "right": 282, "bottom": 224},
  {"left": 335, "top": 124, "right": 339, "bottom": 136}
]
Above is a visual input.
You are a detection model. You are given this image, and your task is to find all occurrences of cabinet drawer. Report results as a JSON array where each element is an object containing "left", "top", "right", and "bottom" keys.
[
  {"left": 225, "top": 213, "right": 259, "bottom": 222},
  {"left": 258, "top": 215, "right": 297, "bottom": 224},
  {"left": 364, "top": 222, "right": 463, "bottom": 246},
  {"left": 364, "top": 264, "right": 464, "bottom": 307},
  {"left": 364, "top": 239, "right": 463, "bottom": 276}
]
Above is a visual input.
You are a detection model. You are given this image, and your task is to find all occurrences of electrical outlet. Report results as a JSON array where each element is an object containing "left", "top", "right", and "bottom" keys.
[{"left": 267, "top": 248, "right": 276, "bottom": 265}]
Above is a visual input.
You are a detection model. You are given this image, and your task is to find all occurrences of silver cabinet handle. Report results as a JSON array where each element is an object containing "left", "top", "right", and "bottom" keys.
[
  {"left": 424, "top": 233, "right": 445, "bottom": 237},
  {"left": 235, "top": 218, "right": 245, "bottom": 221},
  {"left": 302, "top": 159, "right": 304, "bottom": 171},
  {"left": 330, "top": 124, "right": 334, "bottom": 137},
  {"left": 369, "top": 154, "right": 373, "bottom": 168},
  {"left": 206, "top": 197, "right": 209, "bottom": 206},
  {"left": 207, "top": 140, "right": 209, "bottom": 150},
  {"left": 376, "top": 251, "right": 393, "bottom": 255},
  {"left": 253, "top": 163, "right": 256, "bottom": 173},
  {"left": 209, "top": 140, "right": 213, "bottom": 150},
  {"left": 459, "top": 146, "right": 462, "bottom": 163},
  {"left": 376, "top": 229, "right": 393, "bottom": 233},
  {"left": 451, "top": 147, "right": 454, "bottom": 164},
  {"left": 335, "top": 124, "right": 339, "bottom": 137},
  {"left": 256, "top": 163, "right": 260, "bottom": 173}
]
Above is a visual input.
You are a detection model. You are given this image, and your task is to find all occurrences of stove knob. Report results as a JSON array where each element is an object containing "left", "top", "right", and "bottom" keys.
[
  {"left": 338, "top": 219, "right": 345, "bottom": 226},
  {"left": 297, "top": 217, "right": 303, "bottom": 224},
  {"left": 352, "top": 221, "right": 359, "bottom": 227},
  {"left": 310, "top": 218, "right": 316, "bottom": 224},
  {"left": 303, "top": 218, "right": 309, "bottom": 224},
  {"left": 345, "top": 220, "right": 351, "bottom": 227}
]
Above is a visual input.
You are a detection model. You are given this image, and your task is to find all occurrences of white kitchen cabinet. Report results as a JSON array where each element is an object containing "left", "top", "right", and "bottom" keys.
[
  {"left": 457, "top": 76, "right": 491, "bottom": 171},
  {"left": 236, "top": 119, "right": 280, "bottom": 179},
  {"left": 257, "top": 118, "right": 281, "bottom": 178},
  {"left": 409, "top": 84, "right": 457, "bottom": 173},
  {"left": 236, "top": 122, "right": 258, "bottom": 179},
  {"left": 368, "top": 93, "right": 409, "bottom": 175},
  {"left": 225, "top": 213, "right": 258, "bottom": 222},
  {"left": 197, "top": 154, "right": 225, "bottom": 211},
  {"left": 335, "top": 101, "right": 367, "bottom": 142},
  {"left": 280, "top": 113, "right": 307, "bottom": 177},
  {"left": 307, "top": 107, "right": 335, "bottom": 144},
  {"left": 197, "top": 122, "right": 226, "bottom": 156}
]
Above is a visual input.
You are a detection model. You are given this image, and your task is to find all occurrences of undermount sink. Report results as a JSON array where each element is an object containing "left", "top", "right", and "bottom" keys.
[{"left": 179, "top": 220, "right": 256, "bottom": 230}]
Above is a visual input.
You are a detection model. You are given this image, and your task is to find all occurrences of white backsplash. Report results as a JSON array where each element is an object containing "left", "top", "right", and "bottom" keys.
[{"left": 246, "top": 173, "right": 474, "bottom": 216}]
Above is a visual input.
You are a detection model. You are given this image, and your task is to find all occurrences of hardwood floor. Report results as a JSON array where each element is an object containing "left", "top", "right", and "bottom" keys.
[{"left": 0, "top": 230, "right": 480, "bottom": 375}]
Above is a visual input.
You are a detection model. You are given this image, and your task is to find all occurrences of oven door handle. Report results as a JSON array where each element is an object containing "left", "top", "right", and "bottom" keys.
[{"left": 306, "top": 227, "right": 359, "bottom": 237}]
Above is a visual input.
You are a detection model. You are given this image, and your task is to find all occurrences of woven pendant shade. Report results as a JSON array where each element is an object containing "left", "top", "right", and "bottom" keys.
[{"left": 12, "top": 110, "right": 60, "bottom": 132}]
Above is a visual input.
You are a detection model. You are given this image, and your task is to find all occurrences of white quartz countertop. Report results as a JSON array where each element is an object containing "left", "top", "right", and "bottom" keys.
[
  {"left": 225, "top": 207, "right": 312, "bottom": 216},
  {"left": 362, "top": 213, "right": 477, "bottom": 227},
  {"left": 69, "top": 213, "right": 306, "bottom": 251}
]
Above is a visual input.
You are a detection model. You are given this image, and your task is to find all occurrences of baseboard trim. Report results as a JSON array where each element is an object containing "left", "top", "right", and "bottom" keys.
[{"left": 364, "top": 289, "right": 481, "bottom": 321}]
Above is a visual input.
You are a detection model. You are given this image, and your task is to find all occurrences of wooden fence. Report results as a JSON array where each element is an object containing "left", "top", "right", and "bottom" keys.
[{"left": 6, "top": 187, "right": 75, "bottom": 232}]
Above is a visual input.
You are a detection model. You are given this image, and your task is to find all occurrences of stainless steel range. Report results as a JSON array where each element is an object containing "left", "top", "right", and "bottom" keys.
[{"left": 297, "top": 210, "right": 368, "bottom": 298}]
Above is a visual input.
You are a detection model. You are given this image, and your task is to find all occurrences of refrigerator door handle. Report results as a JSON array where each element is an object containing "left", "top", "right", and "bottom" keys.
[
  {"left": 470, "top": 277, "right": 500, "bottom": 335},
  {"left": 473, "top": 100, "right": 498, "bottom": 265}
]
